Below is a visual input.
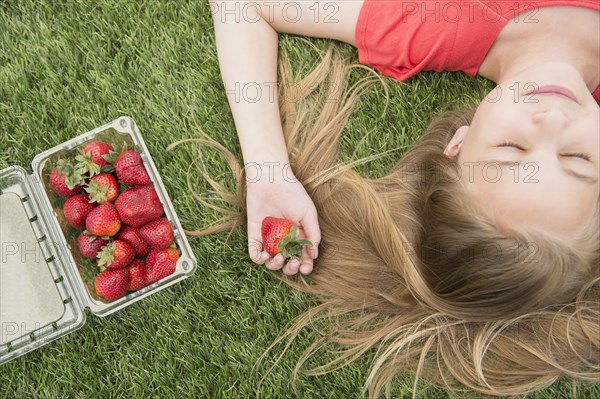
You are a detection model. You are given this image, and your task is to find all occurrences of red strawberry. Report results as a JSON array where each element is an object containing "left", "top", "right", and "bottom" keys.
[
  {"left": 144, "top": 248, "right": 179, "bottom": 284},
  {"left": 116, "top": 225, "right": 151, "bottom": 258},
  {"left": 77, "top": 231, "right": 108, "bottom": 258},
  {"left": 139, "top": 218, "right": 174, "bottom": 250},
  {"left": 85, "top": 173, "right": 119, "bottom": 203},
  {"left": 96, "top": 239, "right": 135, "bottom": 270},
  {"left": 261, "top": 216, "right": 312, "bottom": 260},
  {"left": 127, "top": 259, "right": 147, "bottom": 291},
  {"left": 82, "top": 141, "right": 114, "bottom": 167},
  {"left": 50, "top": 164, "right": 83, "bottom": 197},
  {"left": 85, "top": 203, "right": 122, "bottom": 237},
  {"left": 95, "top": 268, "right": 129, "bottom": 301},
  {"left": 115, "top": 185, "right": 163, "bottom": 228},
  {"left": 114, "top": 150, "right": 150, "bottom": 185},
  {"left": 63, "top": 194, "right": 96, "bottom": 229}
]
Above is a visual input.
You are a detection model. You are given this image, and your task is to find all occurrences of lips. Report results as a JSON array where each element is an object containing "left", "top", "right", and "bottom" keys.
[{"left": 523, "top": 85, "right": 580, "bottom": 104}]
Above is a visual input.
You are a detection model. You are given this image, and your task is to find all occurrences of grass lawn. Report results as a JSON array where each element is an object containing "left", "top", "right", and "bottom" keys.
[{"left": 0, "top": 1, "right": 597, "bottom": 398}]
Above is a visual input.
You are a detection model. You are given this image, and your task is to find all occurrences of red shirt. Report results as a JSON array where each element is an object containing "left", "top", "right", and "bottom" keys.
[{"left": 355, "top": 0, "right": 600, "bottom": 101}]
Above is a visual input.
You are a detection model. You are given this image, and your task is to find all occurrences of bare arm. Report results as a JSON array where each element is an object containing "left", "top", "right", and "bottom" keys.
[
  {"left": 210, "top": 0, "right": 361, "bottom": 163},
  {"left": 209, "top": 0, "right": 362, "bottom": 274}
]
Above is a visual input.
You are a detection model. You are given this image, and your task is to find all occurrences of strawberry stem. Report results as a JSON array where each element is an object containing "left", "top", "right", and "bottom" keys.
[{"left": 277, "top": 225, "right": 312, "bottom": 261}]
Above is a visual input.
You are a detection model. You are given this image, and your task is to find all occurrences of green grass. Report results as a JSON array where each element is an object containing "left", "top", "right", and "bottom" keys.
[{"left": 0, "top": 1, "right": 597, "bottom": 398}]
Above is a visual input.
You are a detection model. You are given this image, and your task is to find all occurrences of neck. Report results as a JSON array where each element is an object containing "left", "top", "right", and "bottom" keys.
[
  {"left": 488, "top": 47, "right": 600, "bottom": 93},
  {"left": 479, "top": 7, "right": 600, "bottom": 92}
]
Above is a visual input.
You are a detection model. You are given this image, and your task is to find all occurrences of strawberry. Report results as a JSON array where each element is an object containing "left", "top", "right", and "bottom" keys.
[
  {"left": 114, "top": 150, "right": 150, "bottom": 185},
  {"left": 85, "top": 203, "right": 122, "bottom": 237},
  {"left": 85, "top": 173, "right": 119, "bottom": 203},
  {"left": 63, "top": 194, "right": 96, "bottom": 229},
  {"left": 77, "top": 231, "right": 108, "bottom": 258},
  {"left": 115, "top": 185, "right": 163, "bottom": 228},
  {"left": 261, "top": 216, "right": 312, "bottom": 260},
  {"left": 139, "top": 218, "right": 174, "bottom": 250},
  {"left": 82, "top": 141, "right": 114, "bottom": 167},
  {"left": 144, "top": 248, "right": 179, "bottom": 284},
  {"left": 95, "top": 268, "right": 129, "bottom": 301},
  {"left": 127, "top": 259, "right": 147, "bottom": 291},
  {"left": 49, "top": 160, "right": 83, "bottom": 197},
  {"left": 115, "top": 225, "right": 151, "bottom": 258},
  {"left": 96, "top": 239, "right": 135, "bottom": 270}
]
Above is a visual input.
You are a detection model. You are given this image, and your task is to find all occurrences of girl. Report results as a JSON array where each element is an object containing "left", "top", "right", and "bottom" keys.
[{"left": 190, "top": 1, "right": 599, "bottom": 397}]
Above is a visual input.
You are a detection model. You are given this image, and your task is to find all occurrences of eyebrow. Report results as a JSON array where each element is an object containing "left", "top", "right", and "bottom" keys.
[{"left": 482, "top": 160, "right": 599, "bottom": 184}]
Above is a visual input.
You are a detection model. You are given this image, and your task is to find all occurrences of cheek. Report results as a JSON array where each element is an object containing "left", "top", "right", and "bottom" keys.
[
  {"left": 473, "top": 94, "right": 525, "bottom": 133},
  {"left": 588, "top": 120, "right": 600, "bottom": 155},
  {"left": 482, "top": 86, "right": 505, "bottom": 104},
  {"left": 572, "top": 117, "right": 600, "bottom": 161}
]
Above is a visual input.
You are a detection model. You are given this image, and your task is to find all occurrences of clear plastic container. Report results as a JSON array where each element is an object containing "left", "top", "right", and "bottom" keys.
[{"left": 0, "top": 116, "right": 197, "bottom": 364}]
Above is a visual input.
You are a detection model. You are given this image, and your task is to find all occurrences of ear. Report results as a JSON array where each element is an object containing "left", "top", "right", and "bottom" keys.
[{"left": 443, "top": 126, "right": 469, "bottom": 158}]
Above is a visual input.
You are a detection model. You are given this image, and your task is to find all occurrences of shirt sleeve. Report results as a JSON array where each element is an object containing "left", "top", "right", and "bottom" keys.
[{"left": 354, "top": 0, "right": 507, "bottom": 81}]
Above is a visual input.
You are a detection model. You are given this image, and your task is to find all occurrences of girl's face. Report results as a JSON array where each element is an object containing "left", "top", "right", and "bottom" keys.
[{"left": 444, "top": 62, "right": 599, "bottom": 237}]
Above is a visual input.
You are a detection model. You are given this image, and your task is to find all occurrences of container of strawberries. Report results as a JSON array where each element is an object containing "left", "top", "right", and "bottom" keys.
[{"left": 0, "top": 116, "right": 197, "bottom": 364}]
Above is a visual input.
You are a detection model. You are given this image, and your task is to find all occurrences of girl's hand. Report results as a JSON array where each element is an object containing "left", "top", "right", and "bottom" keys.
[{"left": 245, "top": 171, "right": 320, "bottom": 275}]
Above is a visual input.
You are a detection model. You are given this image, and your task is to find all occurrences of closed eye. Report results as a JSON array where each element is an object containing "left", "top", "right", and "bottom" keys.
[
  {"left": 496, "top": 143, "right": 592, "bottom": 162},
  {"left": 561, "top": 152, "right": 592, "bottom": 161},
  {"left": 496, "top": 141, "right": 526, "bottom": 151}
]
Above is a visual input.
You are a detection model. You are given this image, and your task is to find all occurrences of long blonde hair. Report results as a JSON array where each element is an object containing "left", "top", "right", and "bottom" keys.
[{"left": 170, "top": 44, "right": 600, "bottom": 397}]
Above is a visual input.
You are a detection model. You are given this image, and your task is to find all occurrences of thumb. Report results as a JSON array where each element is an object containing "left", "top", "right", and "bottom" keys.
[{"left": 247, "top": 224, "right": 269, "bottom": 265}]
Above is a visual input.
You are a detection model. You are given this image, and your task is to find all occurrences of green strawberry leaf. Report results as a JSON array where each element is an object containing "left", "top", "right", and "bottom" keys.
[
  {"left": 65, "top": 170, "right": 85, "bottom": 189},
  {"left": 103, "top": 142, "right": 130, "bottom": 166},
  {"left": 55, "top": 158, "right": 83, "bottom": 189},
  {"left": 56, "top": 158, "right": 77, "bottom": 175},
  {"left": 84, "top": 181, "right": 109, "bottom": 203},
  {"left": 101, "top": 163, "right": 115, "bottom": 173},
  {"left": 102, "top": 151, "right": 119, "bottom": 165},
  {"left": 75, "top": 151, "right": 101, "bottom": 178},
  {"left": 118, "top": 181, "right": 131, "bottom": 192},
  {"left": 276, "top": 225, "right": 312, "bottom": 261},
  {"left": 97, "top": 242, "right": 115, "bottom": 267}
]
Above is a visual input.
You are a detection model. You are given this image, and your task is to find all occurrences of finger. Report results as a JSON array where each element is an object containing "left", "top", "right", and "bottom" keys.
[
  {"left": 299, "top": 262, "right": 313, "bottom": 275},
  {"left": 265, "top": 253, "right": 285, "bottom": 271},
  {"left": 298, "top": 245, "right": 314, "bottom": 275},
  {"left": 300, "top": 210, "right": 321, "bottom": 260},
  {"left": 248, "top": 239, "right": 269, "bottom": 265},
  {"left": 282, "top": 258, "right": 300, "bottom": 275}
]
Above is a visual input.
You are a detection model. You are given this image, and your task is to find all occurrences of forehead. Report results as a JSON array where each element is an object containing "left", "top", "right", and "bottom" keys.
[{"left": 459, "top": 162, "right": 599, "bottom": 237}]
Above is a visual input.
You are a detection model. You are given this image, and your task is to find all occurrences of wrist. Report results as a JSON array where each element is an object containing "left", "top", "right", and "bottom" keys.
[
  {"left": 237, "top": 126, "right": 289, "bottom": 164},
  {"left": 241, "top": 147, "right": 289, "bottom": 165},
  {"left": 244, "top": 159, "right": 297, "bottom": 188}
]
